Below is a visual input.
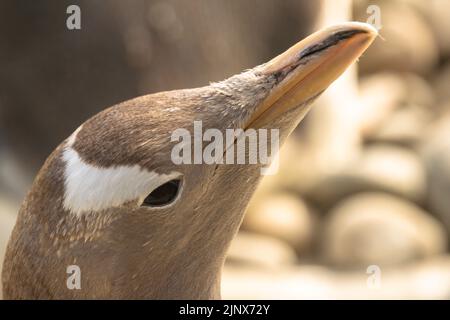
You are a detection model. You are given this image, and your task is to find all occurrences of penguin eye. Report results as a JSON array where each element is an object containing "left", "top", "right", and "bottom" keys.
[{"left": 141, "top": 179, "right": 181, "bottom": 207}]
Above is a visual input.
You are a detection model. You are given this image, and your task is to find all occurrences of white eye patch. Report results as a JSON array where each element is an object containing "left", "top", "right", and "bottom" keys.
[{"left": 62, "top": 144, "right": 181, "bottom": 216}]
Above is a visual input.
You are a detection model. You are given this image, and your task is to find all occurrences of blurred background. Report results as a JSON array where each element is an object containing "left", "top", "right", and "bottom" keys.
[{"left": 1, "top": 0, "right": 450, "bottom": 299}]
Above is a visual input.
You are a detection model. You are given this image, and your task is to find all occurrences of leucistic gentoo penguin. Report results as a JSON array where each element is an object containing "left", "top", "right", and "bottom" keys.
[{"left": 2, "top": 22, "right": 377, "bottom": 299}]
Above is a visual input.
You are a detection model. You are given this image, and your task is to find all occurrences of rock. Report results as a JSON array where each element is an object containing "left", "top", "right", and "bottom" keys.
[
  {"left": 367, "top": 104, "right": 432, "bottom": 147},
  {"left": 306, "top": 145, "right": 427, "bottom": 208},
  {"left": 301, "top": 63, "right": 362, "bottom": 173},
  {"left": 410, "top": 0, "right": 450, "bottom": 57},
  {"left": 0, "top": 148, "right": 32, "bottom": 200},
  {"left": 354, "top": 0, "right": 439, "bottom": 75},
  {"left": 243, "top": 194, "right": 316, "bottom": 256},
  {"left": 400, "top": 73, "right": 436, "bottom": 108},
  {"left": 0, "top": 196, "right": 18, "bottom": 299},
  {"left": 358, "top": 73, "right": 408, "bottom": 136},
  {"left": 422, "top": 114, "right": 450, "bottom": 238},
  {"left": 254, "top": 138, "right": 319, "bottom": 196},
  {"left": 433, "top": 63, "right": 450, "bottom": 106},
  {"left": 222, "top": 255, "right": 450, "bottom": 299},
  {"left": 358, "top": 72, "right": 435, "bottom": 137},
  {"left": 225, "top": 232, "right": 298, "bottom": 269},
  {"left": 222, "top": 264, "right": 333, "bottom": 300},
  {"left": 320, "top": 193, "right": 447, "bottom": 268}
]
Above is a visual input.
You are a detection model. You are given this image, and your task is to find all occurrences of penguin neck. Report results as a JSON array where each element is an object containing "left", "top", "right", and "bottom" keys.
[
  {"left": 113, "top": 167, "right": 262, "bottom": 299},
  {"left": 116, "top": 111, "right": 303, "bottom": 299}
]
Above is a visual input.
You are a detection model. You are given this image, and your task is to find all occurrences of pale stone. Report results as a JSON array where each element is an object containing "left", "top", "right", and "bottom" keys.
[
  {"left": 433, "top": 63, "right": 450, "bottom": 106},
  {"left": 0, "top": 197, "right": 18, "bottom": 299},
  {"left": 222, "top": 256, "right": 450, "bottom": 299},
  {"left": 422, "top": 114, "right": 450, "bottom": 238},
  {"left": 225, "top": 232, "right": 298, "bottom": 269},
  {"left": 354, "top": 0, "right": 439, "bottom": 75},
  {"left": 321, "top": 193, "right": 447, "bottom": 268},
  {"left": 368, "top": 105, "right": 432, "bottom": 147},
  {"left": 244, "top": 194, "right": 316, "bottom": 256},
  {"left": 307, "top": 145, "right": 427, "bottom": 208},
  {"left": 358, "top": 72, "right": 435, "bottom": 137}
]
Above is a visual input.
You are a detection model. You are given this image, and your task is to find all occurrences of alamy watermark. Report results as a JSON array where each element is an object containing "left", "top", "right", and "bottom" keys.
[
  {"left": 66, "top": 265, "right": 81, "bottom": 290},
  {"left": 366, "top": 4, "right": 382, "bottom": 31},
  {"left": 170, "top": 121, "right": 280, "bottom": 175},
  {"left": 366, "top": 265, "right": 382, "bottom": 289},
  {"left": 66, "top": 5, "right": 81, "bottom": 30}
]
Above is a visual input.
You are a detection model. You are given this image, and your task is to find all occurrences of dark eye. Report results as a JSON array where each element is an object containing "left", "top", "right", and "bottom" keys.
[{"left": 142, "top": 179, "right": 181, "bottom": 207}]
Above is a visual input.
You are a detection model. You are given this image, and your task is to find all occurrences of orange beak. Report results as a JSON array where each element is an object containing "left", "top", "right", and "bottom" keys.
[{"left": 246, "top": 22, "right": 378, "bottom": 129}]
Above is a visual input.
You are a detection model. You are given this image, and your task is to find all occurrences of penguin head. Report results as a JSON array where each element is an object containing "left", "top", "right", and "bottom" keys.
[{"left": 60, "top": 22, "right": 376, "bottom": 221}]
